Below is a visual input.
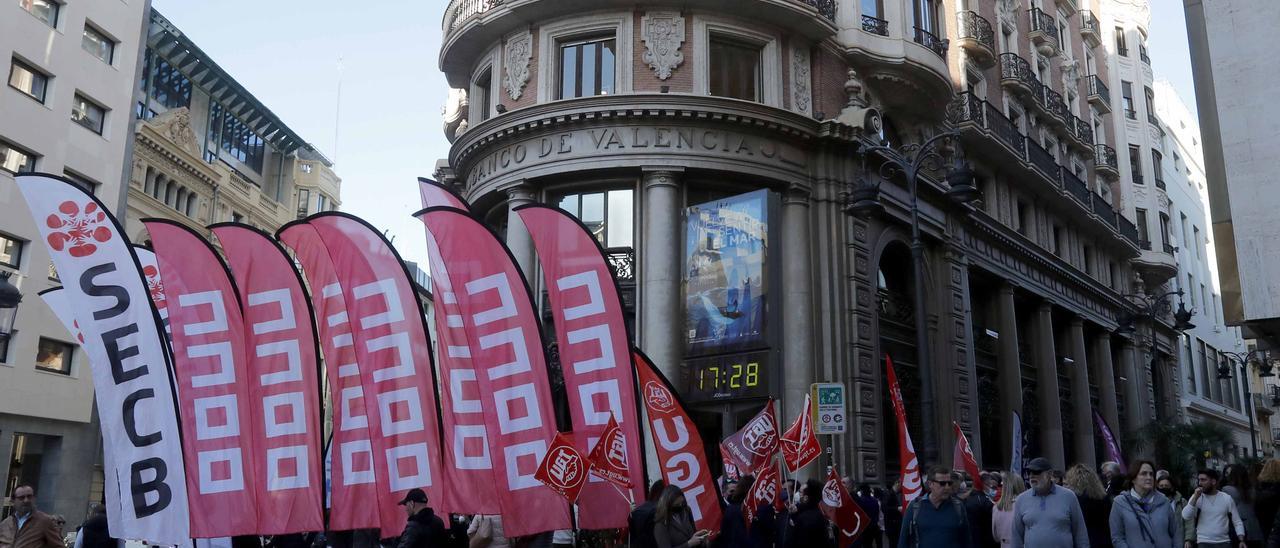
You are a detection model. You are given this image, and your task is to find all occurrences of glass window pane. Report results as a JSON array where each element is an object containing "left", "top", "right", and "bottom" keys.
[
  {"left": 0, "top": 235, "right": 24, "bottom": 268},
  {"left": 582, "top": 42, "right": 597, "bottom": 97},
  {"left": 0, "top": 141, "right": 35, "bottom": 174},
  {"left": 600, "top": 40, "right": 616, "bottom": 95},
  {"left": 35, "top": 338, "right": 72, "bottom": 374},
  {"left": 20, "top": 0, "right": 58, "bottom": 26},
  {"left": 558, "top": 194, "right": 578, "bottom": 215},
  {"left": 560, "top": 44, "right": 577, "bottom": 99},
  {"left": 580, "top": 192, "right": 605, "bottom": 242},
  {"left": 709, "top": 38, "right": 760, "bottom": 101},
  {"left": 606, "top": 190, "right": 633, "bottom": 248},
  {"left": 72, "top": 94, "right": 105, "bottom": 134},
  {"left": 9, "top": 60, "right": 47, "bottom": 103},
  {"left": 82, "top": 26, "right": 113, "bottom": 64}
]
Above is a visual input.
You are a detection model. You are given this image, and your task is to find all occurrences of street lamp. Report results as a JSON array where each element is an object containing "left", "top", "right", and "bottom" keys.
[
  {"left": 1116, "top": 290, "right": 1195, "bottom": 424},
  {"left": 1217, "top": 348, "right": 1274, "bottom": 457},
  {"left": 0, "top": 271, "right": 22, "bottom": 342},
  {"left": 843, "top": 128, "right": 982, "bottom": 464}
]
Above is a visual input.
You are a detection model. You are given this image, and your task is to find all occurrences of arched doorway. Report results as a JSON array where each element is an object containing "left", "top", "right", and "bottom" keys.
[{"left": 877, "top": 241, "right": 923, "bottom": 479}]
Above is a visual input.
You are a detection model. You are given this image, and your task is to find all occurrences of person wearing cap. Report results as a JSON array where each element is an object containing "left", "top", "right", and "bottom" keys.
[
  {"left": 1011, "top": 457, "right": 1088, "bottom": 548},
  {"left": 395, "top": 488, "right": 447, "bottom": 548}
]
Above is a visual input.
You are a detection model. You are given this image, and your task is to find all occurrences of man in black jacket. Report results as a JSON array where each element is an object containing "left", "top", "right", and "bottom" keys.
[
  {"left": 629, "top": 480, "right": 666, "bottom": 548},
  {"left": 396, "top": 489, "right": 447, "bottom": 548}
]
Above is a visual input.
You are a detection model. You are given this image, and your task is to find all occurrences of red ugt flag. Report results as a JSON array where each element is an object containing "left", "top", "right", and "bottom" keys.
[
  {"left": 819, "top": 467, "right": 870, "bottom": 548},
  {"left": 586, "top": 414, "right": 632, "bottom": 490},
  {"left": 535, "top": 433, "right": 589, "bottom": 503},
  {"left": 885, "top": 354, "right": 922, "bottom": 511},
  {"left": 952, "top": 422, "right": 984, "bottom": 492},
  {"left": 780, "top": 393, "right": 822, "bottom": 473},
  {"left": 742, "top": 458, "right": 783, "bottom": 528},
  {"left": 720, "top": 400, "right": 779, "bottom": 472}
]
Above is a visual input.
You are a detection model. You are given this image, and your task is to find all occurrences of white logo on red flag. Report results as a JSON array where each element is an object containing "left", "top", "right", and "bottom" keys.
[
  {"left": 645, "top": 381, "right": 676, "bottom": 413},
  {"left": 819, "top": 467, "right": 870, "bottom": 548},
  {"left": 721, "top": 400, "right": 779, "bottom": 471},
  {"left": 952, "top": 421, "right": 984, "bottom": 492},
  {"left": 536, "top": 433, "right": 588, "bottom": 502},
  {"left": 885, "top": 354, "right": 922, "bottom": 510},
  {"left": 742, "top": 458, "right": 782, "bottom": 528},
  {"left": 781, "top": 393, "right": 822, "bottom": 472},
  {"left": 587, "top": 415, "right": 632, "bottom": 490}
]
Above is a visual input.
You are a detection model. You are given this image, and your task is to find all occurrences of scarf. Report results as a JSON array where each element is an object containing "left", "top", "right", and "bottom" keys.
[{"left": 1123, "top": 488, "right": 1157, "bottom": 544}]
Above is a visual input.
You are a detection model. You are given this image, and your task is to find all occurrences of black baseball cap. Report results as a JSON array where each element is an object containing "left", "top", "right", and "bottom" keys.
[
  {"left": 1025, "top": 457, "right": 1053, "bottom": 473},
  {"left": 397, "top": 488, "right": 428, "bottom": 505}
]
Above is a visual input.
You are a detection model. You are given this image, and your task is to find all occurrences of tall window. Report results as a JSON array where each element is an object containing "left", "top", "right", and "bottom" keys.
[
  {"left": 1016, "top": 200, "right": 1030, "bottom": 236},
  {"left": 1052, "top": 224, "right": 1064, "bottom": 256},
  {"left": 1136, "top": 208, "right": 1149, "bottom": 245},
  {"left": 82, "top": 24, "right": 115, "bottom": 64},
  {"left": 912, "top": 0, "right": 940, "bottom": 34},
  {"left": 1159, "top": 213, "right": 1171, "bottom": 249},
  {"left": 709, "top": 36, "right": 762, "bottom": 101},
  {"left": 558, "top": 37, "right": 616, "bottom": 99},
  {"left": 35, "top": 337, "right": 73, "bottom": 375},
  {"left": 72, "top": 93, "right": 106, "bottom": 135},
  {"left": 1193, "top": 226, "right": 1201, "bottom": 258},
  {"left": 62, "top": 170, "right": 97, "bottom": 195},
  {"left": 296, "top": 188, "right": 310, "bottom": 219},
  {"left": 861, "top": 0, "right": 883, "bottom": 18},
  {"left": 145, "top": 56, "right": 192, "bottom": 110},
  {"left": 556, "top": 189, "right": 634, "bottom": 248},
  {"left": 1082, "top": 244, "right": 1093, "bottom": 275},
  {"left": 1188, "top": 274, "right": 1197, "bottom": 307},
  {"left": 1115, "top": 27, "right": 1128, "bottom": 55},
  {"left": 206, "top": 103, "right": 266, "bottom": 173},
  {"left": 1121, "top": 81, "right": 1135, "bottom": 119},
  {"left": 1151, "top": 150, "right": 1164, "bottom": 184},
  {"left": 1144, "top": 86, "right": 1156, "bottom": 121},
  {"left": 1129, "top": 145, "right": 1142, "bottom": 183},
  {"left": 19, "top": 0, "right": 58, "bottom": 27},
  {"left": 9, "top": 58, "right": 49, "bottom": 103},
  {"left": 474, "top": 68, "right": 493, "bottom": 122},
  {"left": 0, "top": 233, "right": 25, "bottom": 269},
  {"left": 0, "top": 140, "right": 37, "bottom": 174},
  {"left": 316, "top": 194, "right": 329, "bottom": 213}
]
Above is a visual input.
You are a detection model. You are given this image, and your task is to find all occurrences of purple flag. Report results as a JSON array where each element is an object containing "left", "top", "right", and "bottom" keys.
[{"left": 1093, "top": 409, "right": 1126, "bottom": 474}]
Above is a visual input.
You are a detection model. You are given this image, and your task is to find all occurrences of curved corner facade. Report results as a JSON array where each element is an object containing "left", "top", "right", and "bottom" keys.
[{"left": 434, "top": 0, "right": 1179, "bottom": 478}]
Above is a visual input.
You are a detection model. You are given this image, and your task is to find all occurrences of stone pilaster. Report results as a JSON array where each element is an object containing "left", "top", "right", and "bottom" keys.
[
  {"left": 505, "top": 184, "right": 537, "bottom": 279},
  {"left": 1034, "top": 303, "right": 1066, "bottom": 469},
  {"left": 1068, "top": 318, "right": 1096, "bottom": 466},
  {"left": 997, "top": 285, "right": 1024, "bottom": 467},
  {"left": 1092, "top": 333, "right": 1121, "bottom": 447},
  {"left": 639, "top": 168, "right": 683, "bottom": 380}
]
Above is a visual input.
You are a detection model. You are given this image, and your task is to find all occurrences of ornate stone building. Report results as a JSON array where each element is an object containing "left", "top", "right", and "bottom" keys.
[
  {"left": 435, "top": 0, "right": 1183, "bottom": 478},
  {"left": 124, "top": 10, "right": 341, "bottom": 243}
]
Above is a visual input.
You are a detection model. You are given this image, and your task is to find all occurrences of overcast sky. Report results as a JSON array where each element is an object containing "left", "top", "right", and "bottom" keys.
[{"left": 152, "top": 0, "right": 1199, "bottom": 266}]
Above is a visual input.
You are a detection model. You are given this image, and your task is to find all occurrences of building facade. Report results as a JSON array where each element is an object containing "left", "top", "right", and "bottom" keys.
[
  {"left": 1183, "top": 0, "right": 1280, "bottom": 352},
  {"left": 435, "top": 0, "right": 1189, "bottom": 479},
  {"left": 0, "top": 0, "right": 150, "bottom": 520},
  {"left": 124, "top": 10, "right": 342, "bottom": 244},
  {"left": 1152, "top": 80, "right": 1257, "bottom": 459}
]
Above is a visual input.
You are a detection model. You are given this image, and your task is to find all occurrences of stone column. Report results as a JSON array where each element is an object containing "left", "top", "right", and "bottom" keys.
[
  {"left": 1069, "top": 319, "right": 1096, "bottom": 466},
  {"left": 1120, "top": 341, "right": 1145, "bottom": 440},
  {"left": 782, "top": 185, "right": 815, "bottom": 440},
  {"left": 1034, "top": 302, "right": 1066, "bottom": 469},
  {"left": 640, "top": 168, "right": 683, "bottom": 380},
  {"left": 505, "top": 184, "right": 538, "bottom": 279},
  {"left": 996, "top": 285, "right": 1024, "bottom": 465},
  {"left": 1092, "top": 334, "right": 1121, "bottom": 446}
]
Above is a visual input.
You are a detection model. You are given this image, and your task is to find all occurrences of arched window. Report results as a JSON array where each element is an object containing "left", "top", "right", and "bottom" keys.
[{"left": 143, "top": 166, "right": 155, "bottom": 195}]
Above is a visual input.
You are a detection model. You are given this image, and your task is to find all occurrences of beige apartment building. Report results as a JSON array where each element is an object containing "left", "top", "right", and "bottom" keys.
[
  {"left": 1, "top": 0, "right": 149, "bottom": 520},
  {"left": 434, "top": 0, "right": 1193, "bottom": 479},
  {"left": 124, "top": 10, "right": 341, "bottom": 242}
]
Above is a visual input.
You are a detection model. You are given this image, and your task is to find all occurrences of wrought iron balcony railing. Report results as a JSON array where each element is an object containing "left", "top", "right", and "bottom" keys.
[
  {"left": 1080, "top": 11, "right": 1101, "bottom": 46},
  {"left": 1125, "top": 108, "right": 1137, "bottom": 120},
  {"left": 1087, "top": 75, "right": 1111, "bottom": 108},
  {"left": 1148, "top": 112, "right": 1160, "bottom": 126},
  {"left": 1062, "top": 168, "right": 1091, "bottom": 206},
  {"left": 1096, "top": 144, "right": 1119, "bottom": 173},
  {"left": 1162, "top": 242, "right": 1176, "bottom": 255},
  {"left": 984, "top": 101, "right": 1026, "bottom": 160},
  {"left": 1119, "top": 216, "right": 1140, "bottom": 247},
  {"left": 1074, "top": 117, "right": 1094, "bottom": 147},
  {"left": 1028, "top": 7, "right": 1060, "bottom": 53},
  {"left": 1132, "top": 173, "right": 1144, "bottom": 185},
  {"left": 1140, "top": 45, "right": 1151, "bottom": 65},
  {"left": 1155, "top": 177, "right": 1166, "bottom": 190},
  {"left": 1044, "top": 87, "right": 1067, "bottom": 123},
  {"left": 862, "top": 15, "right": 889, "bottom": 36},
  {"left": 1138, "top": 239, "right": 1153, "bottom": 251},
  {"left": 1091, "top": 193, "right": 1118, "bottom": 227},
  {"left": 957, "top": 11, "right": 995, "bottom": 51},
  {"left": 954, "top": 91, "right": 984, "bottom": 125},
  {"left": 1000, "top": 53, "right": 1038, "bottom": 96},
  {"left": 1026, "top": 138, "right": 1059, "bottom": 181},
  {"left": 914, "top": 26, "right": 948, "bottom": 57}
]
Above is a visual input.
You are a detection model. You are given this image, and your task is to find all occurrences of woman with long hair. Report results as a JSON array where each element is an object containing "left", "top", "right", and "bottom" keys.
[
  {"left": 991, "top": 472, "right": 1025, "bottom": 548},
  {"left": 1110, "top": 460, "right": 1182, "bottom": 548},
  {"left": 1066, "top": 463, "right": 1114, "bottom": 548},
  {"left": 654, "top": 485, "right": 710, "bottom": 548},
  {"left": 1256, "top": 460, "right": 1280, "bottom": 542},
  {"left": 1224, "top": 463, "right": 1265, "bottom": 547}
]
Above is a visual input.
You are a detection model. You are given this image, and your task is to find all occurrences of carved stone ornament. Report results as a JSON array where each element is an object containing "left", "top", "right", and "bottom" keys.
[
  {"left": 443, "top": 88, "right": 469, "bottom": 143},
  {"left": 150, "top": 107, "right": 201, "bottom": 158},
  {"left": 504, "top": 31, "right": 533, "bottom": 101},
  {"left": 792, "top": 46, "right": 812, "bottom": 115},
  {"left": 641, "top": 11, "right": 685, "bottom": 81}
]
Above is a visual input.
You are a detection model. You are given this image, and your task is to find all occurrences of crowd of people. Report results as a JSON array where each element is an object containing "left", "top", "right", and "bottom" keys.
[{"left": 13, "top": 458, "right": 1280, "bottom": 548}]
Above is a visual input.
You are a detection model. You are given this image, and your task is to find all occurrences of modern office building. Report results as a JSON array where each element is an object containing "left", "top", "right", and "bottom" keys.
[
  {"left": 434, "top": 0, "right": 1191, "bottom": 478},
  {"left": 1152, "top": 79, "right": 1256, "bottom": 459},
  {"left": 1183, "top": 0, "right": 1280, "bottom": 353},
  {"left": 0, "top": 0, "right": 149, "bottom": 519},
  {"left": 124, "top": 10, "right": 342, "bottom": 242}
]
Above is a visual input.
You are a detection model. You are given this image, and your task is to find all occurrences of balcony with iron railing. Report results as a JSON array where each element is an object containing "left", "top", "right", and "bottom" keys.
[
  {"left": 1042, "top": 86, "right": 1068, "bottom": 127},
  {"left": 1095, "top": 145, "right": 1119, "bottom": 179},
  {"left": 1080, "top": 11, "right": 1101, "bottom": 47},
  {"left": 1000, "top": 53, "right": 1039, "bottom": 97},
  {"left": 1148, "top": 112, "right": 1160, "bottom": 127},
  {"left": 1061, "top": 168, "right": 1092, "bottom": 207},
  {"left": 1140, "top": 45, "right": 1151, "bottom": 65},
  {"left": 956, "top": 11, "right": 996, "bottom": 67},
  {"left": 1028, "top": 7, "right": 1060, "bottom": 56},
  {"left": 913, "top": 26, "right": 948, "bottom": 58},
  {"left": 1091, "top": 192, "right": 1118, "bottom": 227},
  {"left": 1119, "top": 217, "right": 1140, "bottom": 247},
  {"left": 1125, "top": 108, "right": 1137, "bottom": 120},
  {"left": 1086, "top": 75, "right": 1111, "bottom": 114},
  {"left": 1155, "top": 176, "right": 1166, "bottom": 190},
  {"left": 1026, "top": 138, "right": 1059, "bottom": 181},
  {"left": 1067, "top": 116, "right": 1094, "bottom": 151},
  {"left": 862, "top": 14, "right": 889, "bottom": 36},
  {"left": 444, "top": 0, "right": 839, "bottom": 32},
  {"left": 1163, "top": 242, "right": 1176, "bottom": 255}
]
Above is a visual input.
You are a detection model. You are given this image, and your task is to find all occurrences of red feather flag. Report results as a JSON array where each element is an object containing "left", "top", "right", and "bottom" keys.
[
  {"left": 819, "top": 467, "right": 871, "bottom": 548},
  {"left": 780, "top": 393, "right": 822, "bottom": 473},
  {"left": 535, "top": 433, "right": 589, "bottom": 503},
  {"left": 886, "top": 354, "right": 922, "bottom": 511},
  {"left": 952, "top": 421, "right": 985, "bottom": 492}
]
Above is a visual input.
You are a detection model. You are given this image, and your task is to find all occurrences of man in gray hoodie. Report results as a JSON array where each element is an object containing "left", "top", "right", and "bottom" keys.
[{"left": 1011, "top": 457, "right": 1089, "bottom": 548}]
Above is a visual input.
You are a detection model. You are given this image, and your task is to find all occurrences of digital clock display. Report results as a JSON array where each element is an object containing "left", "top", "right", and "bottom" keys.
[{"left": 682, "top": 350, "right": 772, "bottom": 403}]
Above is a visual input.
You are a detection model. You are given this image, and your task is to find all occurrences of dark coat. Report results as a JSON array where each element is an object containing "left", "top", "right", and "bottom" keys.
[
  {"left": 397, "top": 507, "right": 447, "bottom": 548},
  {"left": 1077, "top": 493, "right": 1114, "bottom": 548},
  {"left": 785, "top": 502, "right": 832, "bottom": 548},
  {"left": 1257, "top": 481, "right": 1280, "bottom": 542},
  {"left": 963, "top": 490, "right": 998, "bottom": 548},
  {"left": 77, "top": 514, "right": 115, "bottom": 548},
  {"left": 717, "top": 502, "right": 750, "bottom": 548},
  {"left": 630, "top": 501, "right": 660, "bottom": 548}
]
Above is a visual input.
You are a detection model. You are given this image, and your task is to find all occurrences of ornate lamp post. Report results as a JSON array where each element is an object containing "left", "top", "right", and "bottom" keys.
[
  {"left": 1217, "top": 348, "right": 1274, "bottom": 457},
  {"left": 1116, "top": 290, "right": 1195, "bottom": 425},
  {"left": 843, "top": 127, "right": 981, "bottom": 464},
  {"left": 0, "top": 271, "right": 22, "bottom": 343}
]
